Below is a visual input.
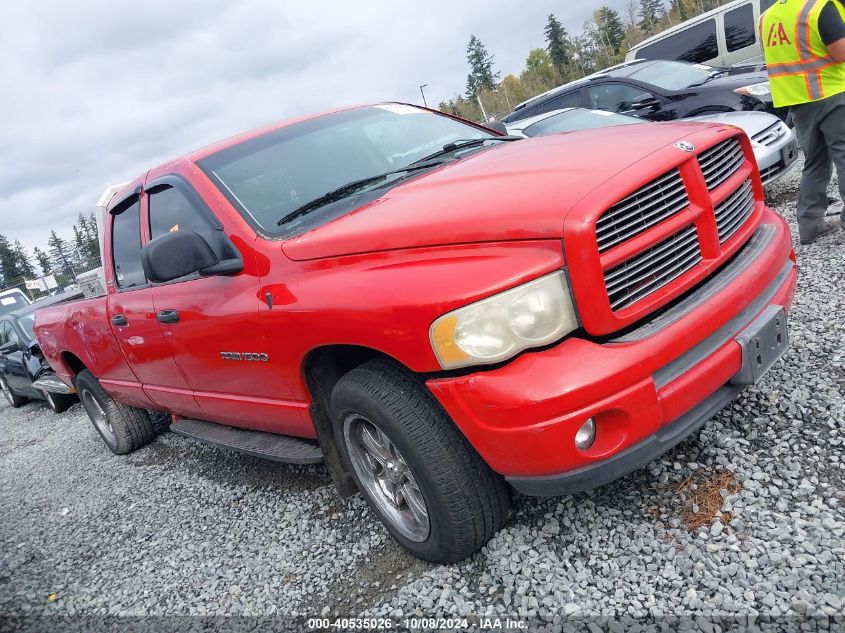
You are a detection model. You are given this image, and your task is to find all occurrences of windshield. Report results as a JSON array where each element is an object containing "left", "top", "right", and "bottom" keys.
[
  {"left": 16, "top": 315, "right": 34, "bottom": 342},
  {"left": 627, "top": 61, "right": 719, "bottom": 91},
  {"left": 198, "top": 105, "right": 494, "bottom": 234},
  {"left": 0, "top": 292, "right": 30, "bottom": 316},
  {"left": 524, "top": 109, "right": 643, "bottom": 137}
]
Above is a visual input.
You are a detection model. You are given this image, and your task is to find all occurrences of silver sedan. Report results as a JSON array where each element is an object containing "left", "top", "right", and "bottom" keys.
[{"left": 504, "top": 108, "right": 798, "bottom": 186}]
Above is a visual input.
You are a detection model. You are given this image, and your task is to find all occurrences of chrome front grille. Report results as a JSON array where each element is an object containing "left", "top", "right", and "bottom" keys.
[
  {"left": 593, "top": 133, "right": 754, "bottom": 315},
  {"left": 595, "top": 169, "right": 690, "bottom": 253},
  {"left": 715, "top": 179, "right": 754, "bottom": 243},
  {"left": 603, "top": 226, "right": 702, "bottom": 311},
  {"left": 698, "top": 138, "right": 745, "bottom": 190},
  {"left": 752, "top": 122, "right": 787, "bottom": 146}
]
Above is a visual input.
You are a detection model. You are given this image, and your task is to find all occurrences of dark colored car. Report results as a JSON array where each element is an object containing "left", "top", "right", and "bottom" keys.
[
  {"left": 0, "top": 296, "right": 78, "bottom": 413},
  {"left": 502, "top": 59, "right": 781, "bottom": 124}
]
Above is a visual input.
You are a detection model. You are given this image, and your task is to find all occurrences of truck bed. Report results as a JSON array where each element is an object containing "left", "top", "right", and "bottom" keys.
[{"left": 34, "top": 294, "right": 128, "bottom": 393}]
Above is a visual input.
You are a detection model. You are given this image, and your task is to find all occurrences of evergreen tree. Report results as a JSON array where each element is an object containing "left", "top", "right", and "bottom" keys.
[
  {"left": 33, "top": 247, "right": 51, "bottom": 276},
  {"left": 594, "top": 7, "right": 627, "bottom": 55},
  {"left": 465, "top": 35, "right": 499, "bottom": 98},
  {"left": 639, "top": 0, "right": 665, "bottom": 35},
  {"left": 71, "top": 214, "right": 98, "bottom": 266},
  {"left": 545, "top": 14, "right": 570, "bottom": 77},
  {"left": 47, "top": 231, "right": 75, "bottom": 275},
  {"left": 12, "top": 241, "right": 35, "bottom": 279},
  {"left": 84, "top": 212, "right": 101, "bottom": 265},
  {"left": 0, "top": 235, "right": 16, "bottom": 286}
]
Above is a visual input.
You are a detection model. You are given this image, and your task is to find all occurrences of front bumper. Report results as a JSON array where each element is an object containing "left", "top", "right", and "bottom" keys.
[
  {"left": 426, "top": 211, "right": 796, "bottom": 495},
  {"left": 754, "top": 133, "right": 799, "bottom": 186},
  {"left": 508, "top": 384, "right": 742, "bottom": 496}
]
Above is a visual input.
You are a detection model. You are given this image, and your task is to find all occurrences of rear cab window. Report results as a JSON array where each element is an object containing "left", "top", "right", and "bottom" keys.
[{"left": 635, "top": 19, "right": 719, "bottom": 63}]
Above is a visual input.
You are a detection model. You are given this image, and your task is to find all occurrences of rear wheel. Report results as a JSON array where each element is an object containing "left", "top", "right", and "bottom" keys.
[
  {"left": 331, "top": 360, "right": 510, "bottom": 563},
  {"left": 1, "top": 377, "right": 28, "bottom": 408},
  {"left": 42, "top": 390, "right": 76, "bottom": 414},
  {"left": 76, "top": 370, "right": 154, "bottom": 454}
]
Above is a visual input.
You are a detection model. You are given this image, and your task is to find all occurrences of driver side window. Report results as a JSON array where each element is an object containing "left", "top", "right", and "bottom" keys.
[
  {"left": 587, "top": 83, "right": 655, "bottom": 113},
  {"left": 148, "top": 185, "right": 215, "bottom": 241}
]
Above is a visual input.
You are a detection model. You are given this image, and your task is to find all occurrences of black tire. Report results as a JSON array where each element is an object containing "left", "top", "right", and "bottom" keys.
[
  {"left": 148, "top": 410, "right": 173, "bottom": 435},
  {"left": 75, "top": 370, "right": 154, "bottom": 455},
  {"left": 42, "top": 390, "right": 76, "bottom": 414},
  {"left": 330, "top": 360, "right": 510, "bottom": 563},
  {"left": 1, "top": 377, "right": 28, "bottom": 408}
]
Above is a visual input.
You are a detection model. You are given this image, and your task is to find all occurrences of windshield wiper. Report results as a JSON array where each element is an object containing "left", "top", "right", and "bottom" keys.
[
  {"left": 688, "top": 71, "right": 727, "bottom": 88},
  {"left": 410, "top": 136, "right": 521, "bottom": 165},
  {"left": 277, "top": 161, "right": 446, "bottom": 226}
]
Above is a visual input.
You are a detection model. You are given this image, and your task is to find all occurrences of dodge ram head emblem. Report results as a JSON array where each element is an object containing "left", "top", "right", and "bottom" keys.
[{"left": 674, "top": 140, "right": 695, "bottom": 152}]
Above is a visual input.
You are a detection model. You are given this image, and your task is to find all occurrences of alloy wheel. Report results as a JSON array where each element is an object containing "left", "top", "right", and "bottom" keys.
[
  {"left": 81, "top": 388, "right": 115, "bottom": 444},
  {"left": 343, "top": 414, "right": 430, "bottom": 542}
]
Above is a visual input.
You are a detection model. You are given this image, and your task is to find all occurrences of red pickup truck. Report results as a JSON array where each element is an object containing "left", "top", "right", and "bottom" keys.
[{"left": 35, "top": 103, "right": 796, "bottom": 562}]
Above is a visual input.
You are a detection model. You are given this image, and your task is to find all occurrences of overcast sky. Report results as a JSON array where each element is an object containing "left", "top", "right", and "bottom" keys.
[{"left": 0, "top": 0, "right": 632, "bottom": 257}]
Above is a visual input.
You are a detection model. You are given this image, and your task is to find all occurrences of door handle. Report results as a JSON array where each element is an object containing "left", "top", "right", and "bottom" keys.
[
  {"left": 157, "top": 310, "right": 180, "bottom": 324},
  {"left": 111, "top": 314, "right": 128, "bottom": 327}
]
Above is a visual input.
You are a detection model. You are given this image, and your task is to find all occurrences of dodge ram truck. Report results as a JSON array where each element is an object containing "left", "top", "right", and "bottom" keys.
[{"left": 34, "top": 103, "right": 797, "bottom": 562}]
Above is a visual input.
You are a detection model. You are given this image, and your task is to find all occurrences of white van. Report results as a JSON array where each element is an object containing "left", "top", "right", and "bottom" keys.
[{"left": 626, "top": 0, "right": 779, "bottom": 68}]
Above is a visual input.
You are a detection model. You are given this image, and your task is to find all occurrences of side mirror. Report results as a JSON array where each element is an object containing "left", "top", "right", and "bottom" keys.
[
  {"left": 0, "top": 341, "right": 19, "bottom": 354},
  {"left": 482, "top": 120, "right": 509, "bottom": 135},
  {"left": 630, "top": 97, "right": 661, "bottom": 112},
  {"left": 140, "top": 231, "right": 221, "bottom": 283}
]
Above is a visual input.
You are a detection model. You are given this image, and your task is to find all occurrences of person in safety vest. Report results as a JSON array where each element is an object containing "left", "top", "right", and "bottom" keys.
[{"left": 761, "top": 0, "right": 845, "bottom": 244}]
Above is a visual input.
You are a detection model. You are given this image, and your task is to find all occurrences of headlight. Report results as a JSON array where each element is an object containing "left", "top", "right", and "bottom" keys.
[
  {"left": 430, "top": 271, "right": 579, "bottom": 370},
  {"left": 734, "top": 82, "right": 772, "bottom": 97}
]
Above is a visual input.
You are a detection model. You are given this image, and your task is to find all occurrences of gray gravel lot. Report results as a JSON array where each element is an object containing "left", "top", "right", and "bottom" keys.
[{"left": 1, "top": 161, "right": 843, "bottom": 630}]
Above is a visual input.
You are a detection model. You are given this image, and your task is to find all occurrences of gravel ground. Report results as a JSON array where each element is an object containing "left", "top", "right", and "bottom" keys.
[{"left": 1, "top": 160, "right": 843, "bottom": 631}]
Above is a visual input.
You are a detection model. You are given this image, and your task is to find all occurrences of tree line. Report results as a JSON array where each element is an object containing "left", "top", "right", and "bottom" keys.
[
  {"left": 0, "top": 213, "right": 101, "bottom": 294},
  {"left": 441, "top": 0, "right": 732, "bottom": 121}
]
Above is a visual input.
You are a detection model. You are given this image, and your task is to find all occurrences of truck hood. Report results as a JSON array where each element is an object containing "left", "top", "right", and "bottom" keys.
[{"left": 282, "top": 122, "right": 721, "bottom": 261}]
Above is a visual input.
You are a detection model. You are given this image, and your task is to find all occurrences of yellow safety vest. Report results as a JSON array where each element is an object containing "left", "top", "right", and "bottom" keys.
[{"left": 762, "top": 0, "right": 845, "bottom": 107}]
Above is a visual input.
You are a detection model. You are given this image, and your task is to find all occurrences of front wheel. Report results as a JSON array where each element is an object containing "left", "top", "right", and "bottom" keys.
[
  {"left": 76, "top": 370, "right": 154, "bottom": 454},
  {"left": 1, "top": 377, "right": 28, "bottom": 408},
  {"left": 331, "top": 360, "right": 510, "bottom": 563}
]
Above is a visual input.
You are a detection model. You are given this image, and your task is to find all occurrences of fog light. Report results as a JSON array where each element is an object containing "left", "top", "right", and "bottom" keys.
[{"left": 575, "top": 418, "right": 596, "bottom": 450}]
